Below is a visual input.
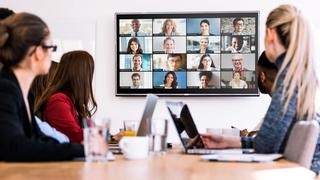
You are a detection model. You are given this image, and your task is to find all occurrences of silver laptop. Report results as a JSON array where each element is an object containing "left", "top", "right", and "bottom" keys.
[
  {"left": 166, "top": 101, "right": 253, "bottom": 155},
  {"left": 109, "top": 94, "right": 158, "bottom": 154},
  {"left": 136, "top": 94, "right": 158, "bottom": 136}
]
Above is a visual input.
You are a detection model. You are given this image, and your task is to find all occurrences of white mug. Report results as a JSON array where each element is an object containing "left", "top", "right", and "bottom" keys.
[{"left": 119, "top": 136, "right": 149, "bottom": 160}]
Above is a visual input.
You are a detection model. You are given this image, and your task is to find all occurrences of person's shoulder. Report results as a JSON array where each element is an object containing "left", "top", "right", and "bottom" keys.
[
  {"left": 0, "top": 76, "right": 21, "bottom": 99},
  {"left": 49, "top": 92, "right": 72, "bottom": 104}
]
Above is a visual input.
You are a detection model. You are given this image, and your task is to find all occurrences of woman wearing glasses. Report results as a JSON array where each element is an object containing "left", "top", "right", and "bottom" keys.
[{"left": 0, "top": 13, "right": 105, "bottom": 161}]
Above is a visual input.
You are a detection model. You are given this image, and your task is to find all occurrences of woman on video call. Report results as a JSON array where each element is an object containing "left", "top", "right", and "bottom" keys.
[
  {"left": 126, "top": 37, "right": 143, "bottom": 54},
  {"left": 198, "top": 19, "right": 214, "bottom": 36},
  {"left": 201, "top": 4, "right": 320, "bottom": 173},
  {"left": 35, "top": 50, "right": 97, "bottom": 143},
  {"left": 160, "top": 71, "right": 179, "bottom": 89},
  {"left": 159, "top": 19, "right": 179, "bottom": 36},
  {"left": 198, "top": 54, "right": 216, "bottom": 71},
  {"left": 229, "top": 71, "right": 248, "bottom": 89}
]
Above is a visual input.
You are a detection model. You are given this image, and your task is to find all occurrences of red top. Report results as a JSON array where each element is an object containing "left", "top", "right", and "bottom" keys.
[{"left": 43, "top": 92, "right": 83, "bottom": 143}]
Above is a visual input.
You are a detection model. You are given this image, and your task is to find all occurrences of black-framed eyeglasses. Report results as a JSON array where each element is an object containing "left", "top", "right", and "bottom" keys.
[{"left": 42, "top": 44, "right": 57, "bottom": 52}]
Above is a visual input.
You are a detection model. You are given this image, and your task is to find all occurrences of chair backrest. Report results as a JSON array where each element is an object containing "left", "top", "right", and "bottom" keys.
[{"left": 284, "top": 120, "right": 319, "bottom": 168}]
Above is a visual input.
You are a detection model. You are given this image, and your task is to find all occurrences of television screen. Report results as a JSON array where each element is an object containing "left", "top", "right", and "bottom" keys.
[{"left": 116, "top": 12, "right": 259, "bottom": 96}]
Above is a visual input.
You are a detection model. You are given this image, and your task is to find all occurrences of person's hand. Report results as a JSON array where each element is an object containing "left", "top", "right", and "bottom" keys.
[{"left": 200, "top": 133, "right": 241, "bottom": 149}]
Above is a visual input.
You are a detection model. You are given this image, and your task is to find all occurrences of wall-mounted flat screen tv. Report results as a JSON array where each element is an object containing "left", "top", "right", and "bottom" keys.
[{"left": 116, "top": 12, "right": 259, "bottom": 96}]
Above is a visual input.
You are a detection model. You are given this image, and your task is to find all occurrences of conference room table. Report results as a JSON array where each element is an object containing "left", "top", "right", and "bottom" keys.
[{"left": 0, "top": 148, "right": 318, "bottom": 180}]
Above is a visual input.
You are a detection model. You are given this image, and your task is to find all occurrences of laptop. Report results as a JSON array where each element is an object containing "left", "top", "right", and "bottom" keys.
[
  {"left": 109, "top": 94, "right": 158, "bottom": 153},
  {"left": 137, "top": 94, "right": 158, "bottom": 136},
  {"left": 166, "top": 101, "right": 283, "bottom": 162},
  {"left": 166, "top": 101, "right": 249, "bottom": 154}
]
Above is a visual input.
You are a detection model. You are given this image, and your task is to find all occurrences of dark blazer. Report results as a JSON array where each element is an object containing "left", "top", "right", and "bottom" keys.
[
  {"left": 197, "top": 48, "right": 214, "bottom": 54},
  {"left": 0, "top": 68, "right": 83, "bottom": 162}
]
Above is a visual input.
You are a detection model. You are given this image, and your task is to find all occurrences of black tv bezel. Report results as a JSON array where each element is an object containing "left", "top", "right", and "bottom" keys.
[{"left": 116, "top": 12, "right": 259, "bottom": 97}]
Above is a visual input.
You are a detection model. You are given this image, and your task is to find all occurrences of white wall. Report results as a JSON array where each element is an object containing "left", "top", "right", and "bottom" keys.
[{"left": 2, "top": 0, "right": 320, "bottom": 142}]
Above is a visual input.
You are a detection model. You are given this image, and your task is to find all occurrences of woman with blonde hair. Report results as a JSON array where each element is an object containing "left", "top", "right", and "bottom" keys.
[
  {"left": 201, "top": 5, "right": 320, "bottom": 173},
  {"left": 160, "top": 19, "right": 178, "bottom": 36}
]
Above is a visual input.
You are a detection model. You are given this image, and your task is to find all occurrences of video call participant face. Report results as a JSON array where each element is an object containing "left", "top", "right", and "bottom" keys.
[
  {"left": 231, "top": 37, "right": 240, "bottom": 50},
  {"left": 162, "top": 19, "right": 176, "bottom": 35},
  {"left": 131, "top": 73, "right": 141, "bottom": 88},
  {"left": 232, "top": 54, "right": 244, "bottom": 71},
  {"left": 167, "top": 54, "right": 182, "bottom": 71},
  {"left": 200, "top": 19, "right": 210, "bottom": 35},
  {"left": 131, "top": 19, "right": 141, "bottom": 32},
  {"left": 200, "top": 38, "right": 209, "bottom": 50},
  {"left": 163, "top": 38, "right": 175, "bottom": 53},
  {"left": 201, "top": 56, "right": 212, "bottom": 69},
  {"left": 130, "top": 41, "right": 139, "bottom": 53},
  {"left": 166, "top": 73, "right": 174, "bottom": 86},
  {"left": 198, "top": 54, "right": 215, "bottom": 70},
  {"left": 233, "top": 18, "right": 244, "bottom": 35},
  {"left": 233, "top": 71, "right": 241, "bottom": 80},
  {"left": 132, "top": 55, "right": 142, "bottom": 71},
  {"left": 200, "top": 75, "right": 209, "bottom": 88}
]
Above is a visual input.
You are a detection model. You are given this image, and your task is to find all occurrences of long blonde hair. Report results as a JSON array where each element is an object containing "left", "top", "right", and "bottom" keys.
[{"left": 267, "top": 5, "right": 318, "bottom": 120}]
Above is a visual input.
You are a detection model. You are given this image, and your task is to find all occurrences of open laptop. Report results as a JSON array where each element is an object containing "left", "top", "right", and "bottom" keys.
[
  {"left": 166, "top": 101, "right": 283, "bottom": 162},
  {"left": 166, "top": 101, "right": 250, "bottom": 155},
  {"left": 137, "top": 94, "right": 158, "bottom": 136},
  {"left": 109, "top": 94, "right": 158, "bottom": 153}
]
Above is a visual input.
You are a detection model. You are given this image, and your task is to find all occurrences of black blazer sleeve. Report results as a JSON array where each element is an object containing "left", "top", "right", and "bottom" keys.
[{"left": 0, "top": 79, "right": 84, "bottom": 162}]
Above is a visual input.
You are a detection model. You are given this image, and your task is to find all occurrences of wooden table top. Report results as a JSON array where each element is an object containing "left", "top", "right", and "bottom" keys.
[{"left": 0, "top": 150, "right": 317, "bottom": 180}]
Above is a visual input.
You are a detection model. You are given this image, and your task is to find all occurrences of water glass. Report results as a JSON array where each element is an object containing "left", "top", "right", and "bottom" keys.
[
  {"left": 83, "top": 117, "right": 110, "bottom": 161},
  {"left": 149, "top": 119, "right": 168, "bottom": 154}
]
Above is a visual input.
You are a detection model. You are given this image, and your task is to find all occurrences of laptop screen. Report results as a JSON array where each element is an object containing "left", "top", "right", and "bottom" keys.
[{"left": 166, "top": 101, "right": 204, "bottom": 149}]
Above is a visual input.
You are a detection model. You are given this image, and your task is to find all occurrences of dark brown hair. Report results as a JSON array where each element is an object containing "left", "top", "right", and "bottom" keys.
[
  {"left": 0, "top": 13, "right": 49, "bottom": 67},
  {"left": 35, "top": 50, "right": 97, "bottom": 123},
  {"left": 30, "top": 61, "right": 59, "bottom": 106}
]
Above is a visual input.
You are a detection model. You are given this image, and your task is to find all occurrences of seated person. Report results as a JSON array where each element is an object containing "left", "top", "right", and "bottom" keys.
[
  {"left": 198, "top": 19, "right": 214, "bottom": 36},
  {"left": 131, "top": 73, "right": 141, "bottom": 89},
  {"left": 128, "top": 19, "right": 147, "bottom": 36},
  {"left": 158, "top": 19, "right": 179, "bottom": 36},
  {"left": 233, "top": 51, "right": 278, "bottom": 137},
  {"left": 126, "top": 37, "right": 143, "bottom": 54},
  {"left": 0, "top": 12, "right": 105, "bottom": 161},
  {"left": 132, "top": 54, "right": 143, "bottom": 71},
  {"left": 160, "top": 71, "right": 179, "bottom": 89},
  {"left": 31, "top": 61, "right": 69, "bottom": 143},
  {"left": 35, "top": 50, "right": 97, "bottom": 143},
  {"left": 163, "top": 37, "right": 175, "bottom": 53},
  {"left": 198, "top": 54, "right": 216, "bottom": 71},
  {"left": 229, "top": 71, "right": 248, "bottom": 89},
  {"left": 199, "top": 71, "right": 213, "bottom": 89},
  {"left": 197, "top": 37, "right": 214, "bottom": 54}
]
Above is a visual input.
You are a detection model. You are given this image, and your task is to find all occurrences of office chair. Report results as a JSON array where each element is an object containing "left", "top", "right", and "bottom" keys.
[{"left": 284, "top": 120, "right": 319, "bottom": 168}]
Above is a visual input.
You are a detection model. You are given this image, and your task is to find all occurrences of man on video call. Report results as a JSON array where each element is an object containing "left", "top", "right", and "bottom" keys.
[
  {"left": 132, "top": 54, "right": 143, "bottom": 71},
  {"left": 232, "top": 17, "right": 245, "bottom": 35},
  {"left": 131, "top": 73, "right": 141, "bottom": 89},
  {"left": 128, "top": 19, "right": 147, "bottom": 37},
  {"left": 166, "top": 54, "right": 183, "bottom": 71}
]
